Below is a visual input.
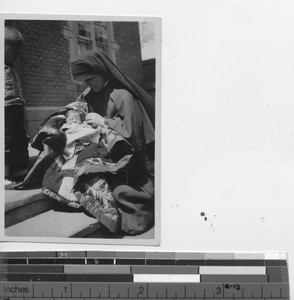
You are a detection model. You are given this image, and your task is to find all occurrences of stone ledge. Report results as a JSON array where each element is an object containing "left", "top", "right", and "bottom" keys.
[
  {"left": 5, "top": 188, "right": 55, "bottom": 228},
  {"left": 5, "top": 189, "right": 44, "bottom": 212},
  {"left": 6, "top": 209, "right": 101, "bottom": 238}
]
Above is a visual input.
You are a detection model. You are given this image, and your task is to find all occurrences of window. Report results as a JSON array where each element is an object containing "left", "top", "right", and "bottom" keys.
[
  {"left": 93, "top": 22, "right": 109, "bottom": 53},
  {"left": 64, "top": 21, "right": 114, "bottom": 59},
  {"left": 76, "top": 22, "right": 93, "bottom": 55}
]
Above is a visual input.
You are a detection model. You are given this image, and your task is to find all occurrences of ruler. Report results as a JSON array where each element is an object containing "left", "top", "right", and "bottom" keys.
[{"left": 0, "top": 251, "right": 289, "bottom": 299}]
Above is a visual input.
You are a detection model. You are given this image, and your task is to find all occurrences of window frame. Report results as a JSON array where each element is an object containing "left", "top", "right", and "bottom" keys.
[{"left": 66, "top": 21, "right": 112, "bottom": 59}]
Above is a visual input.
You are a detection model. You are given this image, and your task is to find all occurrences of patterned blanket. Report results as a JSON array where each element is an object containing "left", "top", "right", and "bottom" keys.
[{"left": 16, "top": 106, "right": 134, "bottom": 234}]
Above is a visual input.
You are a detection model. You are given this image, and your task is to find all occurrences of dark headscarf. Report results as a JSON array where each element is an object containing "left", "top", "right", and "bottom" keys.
[{"left": 71, "top": 50, "right": 155, "bottom": 127}]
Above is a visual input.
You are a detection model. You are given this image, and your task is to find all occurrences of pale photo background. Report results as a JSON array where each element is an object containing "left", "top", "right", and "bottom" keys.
[{"left": 1, "top": 0, "right": 294, "bottom": 296}]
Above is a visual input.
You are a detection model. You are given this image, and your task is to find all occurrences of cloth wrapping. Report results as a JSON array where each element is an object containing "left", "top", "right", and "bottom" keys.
[
  {"left": 16, "top": 100, "right": 154, "bottom": 235},
  {"left": 42, "top": 126, "right": 133, "bottom": 233},
  {"left": 23, "top": 103, "right": 135, "bottom": 233}
]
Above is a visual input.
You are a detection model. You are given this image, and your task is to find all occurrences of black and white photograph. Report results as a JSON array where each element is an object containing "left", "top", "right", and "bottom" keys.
[{"left": 1, "top": 16, "right": 160, "bottom": 244}]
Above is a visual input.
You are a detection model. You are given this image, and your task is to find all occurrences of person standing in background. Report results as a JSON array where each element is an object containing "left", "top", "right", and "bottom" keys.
[{"left": 5, "top": 26, "right": 29, "bottom": 181}]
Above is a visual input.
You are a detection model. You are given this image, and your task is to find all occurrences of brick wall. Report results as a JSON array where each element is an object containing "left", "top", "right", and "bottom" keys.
[
  {"left": 112, "top": 22, "right": 144, "bottom": 86},
  {"left": 6, "top": 20, "right": 77, "bottom": 107},
  {"left": 5, "top": 20, "right": 144, "bottom": 137}
]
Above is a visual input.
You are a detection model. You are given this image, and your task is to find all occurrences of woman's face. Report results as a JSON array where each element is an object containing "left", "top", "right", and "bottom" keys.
[{"left": 84, "top": 74, "right": 108, "bottom": 93}]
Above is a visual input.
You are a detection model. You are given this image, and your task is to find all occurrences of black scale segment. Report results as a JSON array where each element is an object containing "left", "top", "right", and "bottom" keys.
[
  {"left": 265, "top": 260, "right": 287, "bottom": 266},
  {"left": 146, "top": 259, "right": 176, "bottom": 265},
  {"left": 65, "top": 274, "right": 133, "bottom": 282},
  {"left": 55, "top": 258, "right": 85, "bottom": 264},
  {"left": 176, "top": 259, "right": 205, "bottom": 266},
  {"left": 7, "top": 259, "right": 27, "bottom": 264},
  {"left": 86, "top": 258, "right": 114, "bottom": 265},
  {"left": 7, "top": 273, "right": 66, "bottom": 281},
  {"left": 116, "top": 259, "right": 145, "bottom": 265},
  {"left": 205, "top": 259, "right": 265, "bottom": 266},
  {"left": 28, "top": 259, "right": 55, "bottom": 264}
]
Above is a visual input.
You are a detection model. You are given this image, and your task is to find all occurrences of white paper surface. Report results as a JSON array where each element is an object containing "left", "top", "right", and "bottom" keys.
[{"left": 0, "top": 0, "right": 293, "bottom": 296}]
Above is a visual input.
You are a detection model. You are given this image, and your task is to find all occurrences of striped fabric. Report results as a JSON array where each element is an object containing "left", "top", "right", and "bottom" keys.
[{"left": 5, "top": 65, "right": 24, "bottom": 107}]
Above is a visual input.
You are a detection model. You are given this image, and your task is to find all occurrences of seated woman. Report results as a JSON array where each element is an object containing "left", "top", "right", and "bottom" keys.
[
  {"left": 9, "top": 100, "right": 134, "bottom": 233},
  {"left": 71, "top": 50, "right": 155, "bottom": 235}
]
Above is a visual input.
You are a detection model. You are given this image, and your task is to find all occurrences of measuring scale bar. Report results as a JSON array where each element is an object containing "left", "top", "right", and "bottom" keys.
[{"left": 0, "top": 282, "right": 290, "bottom": 299}]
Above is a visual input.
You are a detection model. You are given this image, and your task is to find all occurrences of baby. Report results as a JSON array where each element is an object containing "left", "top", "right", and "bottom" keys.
[
  {"left": 62, "top": 109, "right": 116, "bottom": 143},
  {"left": 61, "top": 109, "right": 92, "bottom": 134}
]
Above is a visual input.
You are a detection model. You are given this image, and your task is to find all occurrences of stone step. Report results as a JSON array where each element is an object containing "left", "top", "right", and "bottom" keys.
[
  {"left": 5, "top": 208, "right": 102, "bottom": 238},
  {"left": 85, "top": 226, "right": 155, "bottom": 239},
  {"left": 5, "top": 170, "right": 153, "bottom": 239},
  {"left": 5, "top": 189, "right": 53, "bottom": 227},
  {"left": 5, "top": 188, "right": 103, "bottom": 238}
]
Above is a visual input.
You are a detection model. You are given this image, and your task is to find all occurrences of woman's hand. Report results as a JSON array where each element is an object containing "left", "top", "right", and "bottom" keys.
[{"left": 85, "top": 113, "right": 105, "bottom": 128}]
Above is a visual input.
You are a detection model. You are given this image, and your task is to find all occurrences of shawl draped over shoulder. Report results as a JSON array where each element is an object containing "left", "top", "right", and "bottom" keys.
[{"left": 71, "top": 50, "right": 155, "bottom": 129}]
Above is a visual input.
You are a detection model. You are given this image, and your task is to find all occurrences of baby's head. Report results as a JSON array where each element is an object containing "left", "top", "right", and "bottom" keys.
[
  {"left": 5, "top": 27, "right": 25, "bottom": 66},
  {"left": 65, "top": 110, "right": 83, "bottom": 125}
]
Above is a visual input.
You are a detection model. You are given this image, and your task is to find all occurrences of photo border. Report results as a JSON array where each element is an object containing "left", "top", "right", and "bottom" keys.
[{"left": 0, "top": 13, "right": 161, "bottom": 246}]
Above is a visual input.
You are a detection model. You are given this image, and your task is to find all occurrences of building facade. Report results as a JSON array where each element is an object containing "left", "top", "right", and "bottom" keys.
[
  {"left": 143, "top": 58, "right": 156, "bottom": 97},
  {"left": 5, "top": 20, "right": 144, "bottom": 137}
]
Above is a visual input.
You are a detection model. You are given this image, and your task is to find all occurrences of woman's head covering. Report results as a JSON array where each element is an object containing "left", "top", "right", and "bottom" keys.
[{"left": 71, "top": 50, "right": 155, "bottom": 126}]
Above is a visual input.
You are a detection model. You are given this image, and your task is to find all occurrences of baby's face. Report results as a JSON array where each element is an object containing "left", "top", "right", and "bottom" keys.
[{"left": 66, "top": 111, "right": 82, "bottom": 125}]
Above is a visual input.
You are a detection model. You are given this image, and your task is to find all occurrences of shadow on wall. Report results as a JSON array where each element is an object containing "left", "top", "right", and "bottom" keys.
[{"left": 143, "top": 58, "right": 155, "bottom": 98}]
